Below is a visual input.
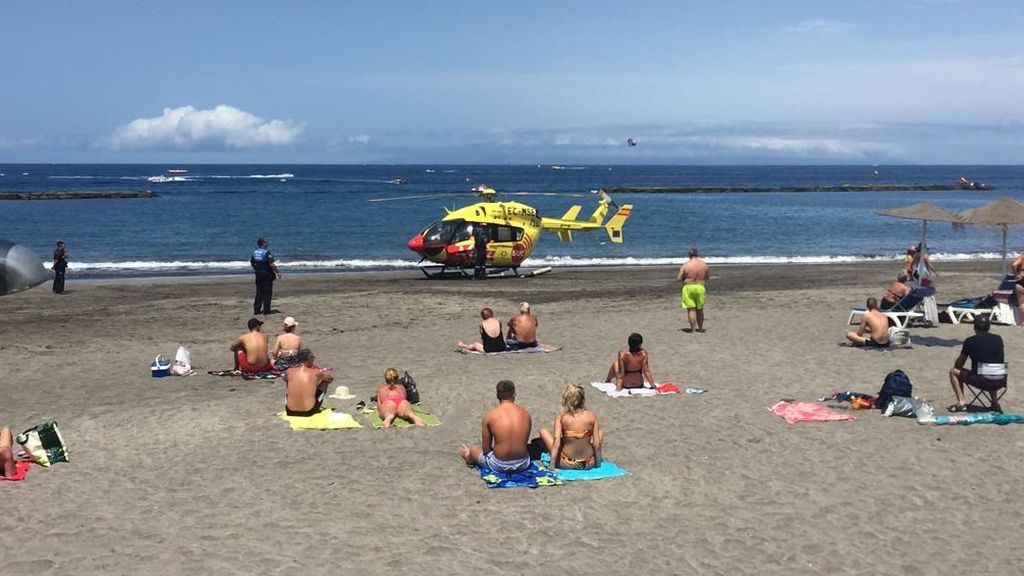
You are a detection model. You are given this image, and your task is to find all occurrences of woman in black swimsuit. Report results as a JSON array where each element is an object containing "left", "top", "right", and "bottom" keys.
[
  {"left": 605, "top": 333, "right": 655, "bottom": 390},
  {"left": 456, "top": 307, "right": 509, "bottom": 353}
]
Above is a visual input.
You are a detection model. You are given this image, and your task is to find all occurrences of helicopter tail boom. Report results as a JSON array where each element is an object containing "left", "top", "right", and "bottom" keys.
[{"left": 603, "top": 205, "right": 633, "bottom": 243}]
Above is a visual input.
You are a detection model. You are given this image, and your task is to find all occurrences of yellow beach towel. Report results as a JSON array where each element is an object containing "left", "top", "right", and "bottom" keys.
[{"left": 276, "top": 408, "right": 362, "bottom": 430}]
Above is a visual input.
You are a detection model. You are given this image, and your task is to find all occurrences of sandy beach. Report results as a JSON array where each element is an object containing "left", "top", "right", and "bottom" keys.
[{"left": 2, "top": 261, "right": 1022, "bottom": 575}]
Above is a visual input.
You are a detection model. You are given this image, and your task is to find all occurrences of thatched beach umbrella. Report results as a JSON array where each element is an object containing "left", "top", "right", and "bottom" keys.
[
  {"left": 960, "top": 197, "right": 1024, "bottom": 274},
  {"left": 876, "top": 202, "right": 966, "bottom": 255}
]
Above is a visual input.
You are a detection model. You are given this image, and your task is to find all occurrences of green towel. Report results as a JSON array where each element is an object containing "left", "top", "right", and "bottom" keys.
[{"left": 361, "top": 405, "right": 441, "bottom": 428}]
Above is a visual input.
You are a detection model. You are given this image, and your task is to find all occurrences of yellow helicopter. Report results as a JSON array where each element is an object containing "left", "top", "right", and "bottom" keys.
[{"left": 372, "top": 186, "right": 632, "bottom": 278}]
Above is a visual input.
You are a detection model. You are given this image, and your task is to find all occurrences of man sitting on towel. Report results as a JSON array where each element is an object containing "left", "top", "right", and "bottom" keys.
[
  {"left": 846, "top": 297, "right": 891, "bottom": 348},
  {"left": 506, "top": 302, "right": 539, "bottom": 349},
  {"left": 459, "top": 380, "right": 533, "bottom": 472},
  {"left": 230, "top": 317, "right": 274, "bottom": 373},
  {"left": 284, "top": 349, "right": 334, "bottom": 417}
]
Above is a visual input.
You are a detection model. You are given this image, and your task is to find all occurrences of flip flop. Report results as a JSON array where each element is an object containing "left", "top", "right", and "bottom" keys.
[{"left": 947, "top": 403, "right": 967, "bottom": 413}]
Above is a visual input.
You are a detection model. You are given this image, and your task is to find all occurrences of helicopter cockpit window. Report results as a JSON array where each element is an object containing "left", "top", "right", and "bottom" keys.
[
  {"left": 450, "top": 221, "right": 474, "bottom": 244},
  {"left": 421, "top": 219, "right": 466, "bottom": 245},
  {"left": 492, "top": 226, "right": 523, "bottom": 242}
]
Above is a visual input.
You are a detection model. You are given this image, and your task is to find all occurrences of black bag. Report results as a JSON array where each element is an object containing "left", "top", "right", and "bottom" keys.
[
  {"left": 876, "top": 369, "right": 913, "bottom": 412},
  {"left": 400, "top": 371, "right": 421, "bottom": 404}
]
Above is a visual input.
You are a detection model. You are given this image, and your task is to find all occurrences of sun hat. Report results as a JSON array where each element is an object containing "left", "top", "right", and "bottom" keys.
[{"left": 329, "top": 385, "right": 357, "bottom": 400}]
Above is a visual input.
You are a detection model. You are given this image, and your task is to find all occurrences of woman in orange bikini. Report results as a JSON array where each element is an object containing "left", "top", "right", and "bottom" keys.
[
  {"left": 375, "top": 368, "right": 426, "bottom": 428},
  {"left": 605, "top": 332, "right": 655, "bottom": 391},
  {"left": 539, "top": 384, "right": 603, "bottom": 470}
]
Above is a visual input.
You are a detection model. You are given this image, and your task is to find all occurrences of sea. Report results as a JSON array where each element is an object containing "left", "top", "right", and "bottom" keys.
[{"left": 1, "top": 164, "right": 1022, "bottom": 279}]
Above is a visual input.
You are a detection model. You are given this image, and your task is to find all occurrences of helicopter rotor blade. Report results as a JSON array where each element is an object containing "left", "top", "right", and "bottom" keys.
[
  {"left": 501, "top": 192, "right": 588, "bottom": 198},
  {"left": 367, "top": 193, "right": 471, "bottom": 203}
]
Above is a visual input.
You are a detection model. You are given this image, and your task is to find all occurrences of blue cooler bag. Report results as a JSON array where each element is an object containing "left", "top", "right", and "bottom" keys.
[{"left": 151, "top": 355, "right": 172, "bottom": 377}]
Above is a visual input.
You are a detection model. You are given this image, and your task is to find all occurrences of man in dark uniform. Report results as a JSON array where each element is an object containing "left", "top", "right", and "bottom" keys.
[
  {"left": 52, "top": 240, "right": 68, "bottom": 294},
  {"left": 251, "top": 236, "right": 280, "bottom": 315},
  {"left": 473, "top": 225, "right": 488, "bottom": 280}
]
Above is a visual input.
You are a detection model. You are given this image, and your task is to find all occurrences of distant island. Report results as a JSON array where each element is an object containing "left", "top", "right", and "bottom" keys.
[
  {"left": 607, "top": 183, "right": 982, "bottom": 194},
  {"left": 0, "top": 190, "right": 157, "bottom": 200}
]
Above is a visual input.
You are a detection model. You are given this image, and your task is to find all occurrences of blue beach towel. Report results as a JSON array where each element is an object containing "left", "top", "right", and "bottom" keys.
[
  {"left": 540, "top": 454, "right": 630, "bottom": 482},
  {"left": 478, "top": 462, "right": 563, "bottom": 489},
  {"left": 934, "top": 412, "right": 1024, "bottom": 426}
]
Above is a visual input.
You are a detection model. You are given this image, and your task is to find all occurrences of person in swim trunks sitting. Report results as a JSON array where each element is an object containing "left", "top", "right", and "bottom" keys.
[
  {"left": 539, "top": 384, "right": 604, "bottom": 470},
  {"left": 605, "top": 332, "right": 656, "bottom": 391},
  {"left": 375, "top": 367, "right": 426, "bottom": 427},
  {"left": 230, "top": 318, "right": 274, "bottom": 373},
  {"left": 284, "top": 349, "right": 334, "bottom": 417},
  {"left": 456, "top": 307, "right": 508, "bottom": 353},
  {"left": 459, "top": 380, "right": 532, "bottom": 473},
  {"left": 846, "top": 298, "right": 891, "bottom": 348},
  {"left": 677, "top": 247, "right": 709, "bottom": 332},
  {"left": 506, "top": 302, "right": 539, "bottom": 349},
  {"left": 880, "top": 273, "right": 910, "bottom": 310}
]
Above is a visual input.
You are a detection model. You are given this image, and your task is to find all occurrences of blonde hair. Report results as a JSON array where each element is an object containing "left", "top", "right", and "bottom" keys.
[
  {"left": 560, "top": 384, "right": 585, "bottom": 413},
  {"left": 384, "top": 368, "right": 399, "bottom": 385}
]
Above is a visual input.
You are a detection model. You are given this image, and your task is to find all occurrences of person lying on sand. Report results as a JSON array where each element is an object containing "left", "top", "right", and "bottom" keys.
[
  {"left": 375, "top": 368, "right": 425, "bottom": 427},
  {"left": 605, "top": 332, "right": 655, "bottom": 390},
  {"left": 539, "top": 384, "right": 603, "bottom": 470},
  {"left": 271, "top": 316, "right": 303, "bottom": 370},
  {"left": 506, "top": 302, "right": 539, "bottom": 349},
  {"left": 284, "top": 349, "right": 334, "bottom": 417},
  {"left": 459, "top": 380, "right": 532, "bottom": 472},
  {"left": 846, "top": 298, "right": 890, "bottom": 348},
  {"left": 457, "top": 307, "right": 508, "bottom": 353},
  {"left": 230, "top": 317, "right": 274, "bottom": 373}
]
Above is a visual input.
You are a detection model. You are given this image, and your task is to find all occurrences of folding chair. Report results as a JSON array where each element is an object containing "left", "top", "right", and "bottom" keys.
[
  {"left": 964, "top": 362, "right": 1008, "bottom": 412},
  {"left": 848, "top": 293, "right": 925, "bottom": 328}
]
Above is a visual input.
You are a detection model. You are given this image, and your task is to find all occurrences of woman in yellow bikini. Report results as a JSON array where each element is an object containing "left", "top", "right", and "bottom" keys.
[{"left": 538, "top": 384, "right": 604, "bottom": 470}]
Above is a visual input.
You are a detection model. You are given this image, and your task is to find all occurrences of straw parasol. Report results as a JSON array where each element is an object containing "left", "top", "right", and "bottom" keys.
[
  {"left": 960, "top": 197, "right": 1024, "bottom": 274},
  {"left": 876, "top": 202, "right": 967, "bottom": 255}
]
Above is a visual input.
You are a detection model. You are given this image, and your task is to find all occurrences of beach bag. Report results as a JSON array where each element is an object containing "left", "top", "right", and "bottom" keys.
[
  {"left": 876, "top": 369, "right": 913, "bottom": 412},
  {"left": 171, "top": 346, "right": 192, "bottom": 376},
  {"left": 400, "top": 371, "right": 421, "bottom": 404},
  {"left": 888, "top": 327, "right": 911, "bottom": 348},
  {"left": 16, "top": 421, "right": 69, "bottom": 467},
  {"left": 150, "top": 355, "right": 172, "bottom": 377}
]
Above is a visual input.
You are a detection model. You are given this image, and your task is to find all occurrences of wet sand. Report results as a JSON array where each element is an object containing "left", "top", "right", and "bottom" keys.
[{"left": 1, "top": 261, "right": 1022, "bottom": 575}]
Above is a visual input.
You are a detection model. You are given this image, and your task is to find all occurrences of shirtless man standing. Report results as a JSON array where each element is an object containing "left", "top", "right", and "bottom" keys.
[
  {"left": 284, "top": 349, "right": 334, "bottom": 417},
  {"left": 230, "top": 318, "right": 274, "bottom": 373},
  {"left": 507, "top": 302, "right": 539, "bottom": 349},
  {"left": 457, "top": 307, "right": 508, "bottom": 353},
  {"left": 846, "top": 298, "right": 891, "bottom": 347},
  {"left": 459, "top": 380, "right": 533, "bottom": 473},
  {"left": 677, "top": 247, "right": 710, "bottom": 332}
]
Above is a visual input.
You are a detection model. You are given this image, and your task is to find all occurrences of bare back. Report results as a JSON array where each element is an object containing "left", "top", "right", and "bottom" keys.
[
  {"left": 285, "top": 365, "right": 332, "bottom": 412},
  {"left": 273, "top": 332, "right": 302, "bottom": 355},
  {"left": 483, "top": 402, "right": 531, "bottom": 460},
  {"left": 558, "top": 410, "right": 597, "bottom": 459},
  {"left": 619, "top": 349, "right": 648, "bottom": 388},
  {"left": 863, "top": 310, "right": 890, "bottom": 343},
  {"left": 480, "top": 317, "right": 503, "bottom": 338},
  {"left": 237, "top": 332, "right": 270, "bottom": 365},
  {"left": 678, "top": 258, "right": 709, "bottom": 285},
  {"left": 510, "top": 313, "right": 538, "bottom": 343},
  {"left": 1014, "top": 255, "right": 1024, "bottom": 279}
]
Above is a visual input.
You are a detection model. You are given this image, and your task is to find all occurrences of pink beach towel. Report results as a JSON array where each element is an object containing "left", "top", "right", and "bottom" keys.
[
  {"left": 770, "top": 401, "right": 856, "bottom": 424},
  {"left": 0, "top": 460, "right": 32, "bottom": 482}
]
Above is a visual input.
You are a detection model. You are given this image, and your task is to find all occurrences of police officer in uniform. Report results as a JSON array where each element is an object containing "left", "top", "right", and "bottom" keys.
[{"left": 251, "top": 236, "right": 280, "bottom": 315}]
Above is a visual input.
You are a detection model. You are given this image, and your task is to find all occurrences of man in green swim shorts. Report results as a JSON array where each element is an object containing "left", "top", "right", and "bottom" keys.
[{"left": 677, "top": 247, "right": 709, "bottom": 332}]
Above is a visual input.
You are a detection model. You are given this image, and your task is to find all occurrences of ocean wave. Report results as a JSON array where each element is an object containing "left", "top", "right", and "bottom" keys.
[{"left": 46, "top": 251, "right": 1014, "bottom": 273}]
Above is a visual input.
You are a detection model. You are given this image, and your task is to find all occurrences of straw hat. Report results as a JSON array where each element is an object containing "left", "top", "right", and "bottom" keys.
[{"left": 329, "top": 385, "right": 356, "bottom": 400}]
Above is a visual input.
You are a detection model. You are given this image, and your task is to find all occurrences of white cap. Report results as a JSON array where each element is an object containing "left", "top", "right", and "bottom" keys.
[
  {"left": 519, "top": 302, "right": 530, "bottom": 312},
  {"left": 283, "top": 316, "right": 297, "bottom": 327}
]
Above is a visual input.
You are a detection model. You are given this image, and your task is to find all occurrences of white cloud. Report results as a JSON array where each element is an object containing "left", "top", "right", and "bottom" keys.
[
  {"left": 106, "top": 105, "right": 304, "bottom": 150},
  {"left": 784, "top": 19, "right": 856, "bottom": 34}
]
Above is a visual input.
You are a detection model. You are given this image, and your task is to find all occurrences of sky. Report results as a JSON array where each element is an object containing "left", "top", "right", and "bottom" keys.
[{"left": 1, "top": 0, "right": 1023, "bottom": 164}]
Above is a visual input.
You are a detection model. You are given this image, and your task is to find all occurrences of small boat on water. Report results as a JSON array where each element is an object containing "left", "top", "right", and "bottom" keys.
[
  {"left": 148, "top": 169, "right": 189, "bottom": 183},
  {"left": 957, "top": 176, "right": 991, "bottom": 190}
]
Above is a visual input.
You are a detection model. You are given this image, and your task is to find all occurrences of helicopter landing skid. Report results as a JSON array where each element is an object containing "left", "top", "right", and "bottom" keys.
[{"left": 417, "top": 265, "right": 552, "bottom": 279}]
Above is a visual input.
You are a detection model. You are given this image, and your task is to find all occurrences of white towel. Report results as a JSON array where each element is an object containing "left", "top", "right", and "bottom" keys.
[{"left": 590, "top": 381, "right": 658, "bottom": 398}]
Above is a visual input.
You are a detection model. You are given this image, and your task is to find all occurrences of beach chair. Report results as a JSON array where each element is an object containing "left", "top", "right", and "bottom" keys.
[
  {"left": 964, "top": 362, "right": 1008, "bottom": 412},
  {"left": 848, "top": 292, "right": 925, "bottom": 329},
  {"left": 946, "top": 275, "right": 1018, "bottom": 326}
]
